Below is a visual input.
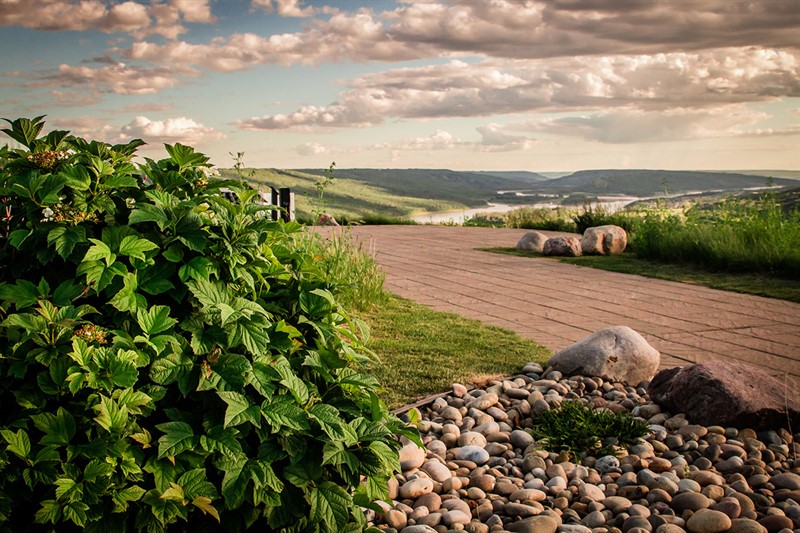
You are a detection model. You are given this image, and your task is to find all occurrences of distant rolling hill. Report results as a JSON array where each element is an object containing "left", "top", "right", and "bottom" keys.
[
  {"left": 295, "top": 168, "right": 533, "bottom": 207},
  {"left": 219, "top": 167, "right": 799, "bottom": 219},
  {"left": 728, "top": 170, "right": 800, "bottom": 180},
  {"left": 523, "top": 169, "right": 798, "bottom": 197},
  {"left": 471, "top": 171, "right": 551, "bottom": 182}
]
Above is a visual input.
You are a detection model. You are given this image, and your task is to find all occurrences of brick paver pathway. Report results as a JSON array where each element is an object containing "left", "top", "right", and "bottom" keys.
[{"left": 342, "top": 225, "right": 800, "bottom": 387}]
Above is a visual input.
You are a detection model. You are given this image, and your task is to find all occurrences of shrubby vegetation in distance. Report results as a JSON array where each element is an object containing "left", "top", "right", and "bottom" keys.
[
  {"left": 0, "top": 116, "right": 418, "bottom": 531},
  {"left": 491, "top": 192, "right": 800, "bottom": 282}
]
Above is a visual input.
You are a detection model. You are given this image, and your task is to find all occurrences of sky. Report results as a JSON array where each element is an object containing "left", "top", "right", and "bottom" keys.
[{"left": 1, "top": 0, "right": 799, "bottom": 172}]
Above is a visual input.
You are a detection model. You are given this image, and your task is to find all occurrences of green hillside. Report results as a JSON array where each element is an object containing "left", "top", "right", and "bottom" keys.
[
  {"left": 217, "top": 168, "right": 468, "bottom": 220},
  {"left": 295, "top": 168, "right": 531, "bottom": 207},
  {"left": 218, "top": 167, "right": 799, "bottom": 221},
  {"left": 525, "top": 169, "right": 797, "bottom": 196},
  {"left": 471, "top": 170, "right": 551, "bottom": 182}
]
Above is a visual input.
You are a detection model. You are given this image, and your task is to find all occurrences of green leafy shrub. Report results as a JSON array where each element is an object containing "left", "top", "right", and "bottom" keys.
[
  {"left": 503, "top": 207, "right": 577, "bottom": 232},
  {"left": 632, "top": 195, "right": 800, "bottom": 278},
  {"left": 529, "top": 401, "right": 649, "bottom": 460},
  {"left": 572, "top": 204, "right": 641, "bottom": 235},
  {"left": 0, "top": 116, "right": 417, "bottom": 531}
]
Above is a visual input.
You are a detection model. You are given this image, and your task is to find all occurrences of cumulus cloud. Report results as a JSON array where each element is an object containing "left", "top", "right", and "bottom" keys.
[
  {"left": 234, "top": 49, "right": 800, "bottom": 130},
  {"left": 0, "top": 0, "right": 216, "bottom": 38},
  {"left": 119, "top": 115, "right": 223, "bottom": 145},
  {"left": 47, "top": 115, "right": 222, "bottom": 146},
  {"left": 106, "top": 0, "right": 800, "bottom": 73},
  {"left": 476, "top": 124, "right": 535, "bottom": 152},
  {"left": 291, "top": 127, "right": 534, "bottom": 157},
  {"left": 396, "top": 130, "right": 462, "bottom": 150},
  {"left": 518, "top": 106, "right": 771, "bottom": 143},
  {"left": 46, "top": 63, "right": 188, "bottom": 94},
  {"left": 295, "top": 141, "right": 328, "bottom": 155},
  {"left": 251, "top": 0, "right": 316, "bottom": 17},
  {"left": 124, "top": 9, "right": 423, "bottom": 70}
]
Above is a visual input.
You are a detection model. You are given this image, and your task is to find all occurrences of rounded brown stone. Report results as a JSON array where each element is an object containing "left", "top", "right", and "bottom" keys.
[
  {"left": 728, "top": 518, "right": 768, "bottom": 533},
  {"left": 686, "top": 509, "right": 731, "bottom": 533},
  {"left": 757, "top": 514, "right": 794, "bottom": 533}
]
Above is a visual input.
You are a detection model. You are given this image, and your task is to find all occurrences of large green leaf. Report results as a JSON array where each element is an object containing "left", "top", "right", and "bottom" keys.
[
  {"left": 0, "top": 279, "right": 40, "bottom": 309},
  {"left": 178, "top": 256, "right": 213, "bottom": 282},
  {"left": 1, "top": 428, "right": 31, "bottom": 459},
  {"left": 109, "top": 272, "right": 147, "bottom": 313},
  {"left": 273, "top": 356, "right": 309, "bottom": 405},
  {"left": 218, "top": 391, "right": 261, "bottom": 428},
  {"left": 137, "top": 305, "right": 178, "bottom": 336},
  {"left": 220, "top": 456, "right": 249, "bottom": 509},
  {"left": 35, "top": 407, "right": 76, "bottom": 446},
  {"left": 149, "top": 352, "right": 193, "bottom": 385},
  {"left": 111, "top": 485, "right": 146, "bottom": 512},
  {"left": 349, "top": 418, "right": 392, "bottom": 443},
  {"left": 197, "top": 353, "right": 250, "bottom": 392},
  {"left": 47, "top": 225, "right": 86, "bottom": 260},
  {"left": 109, "top": 350, "right": 139, "bottom": 388},
  {"left": 76, "top": 259, "right": 127, "bottom": 292},
  {"left": 83, "top": 238, "right": 115, "bottom": 266},
  {"left": 63, "top": 501, "right": 89, "bottom": 527},
  {"left": 199, "top": 425, "right": 242, "bottom": 458},
  {"left": 261, "top": 395, "right": 309, "bottom": 433},
  {"left": 155, "top": 421, "right": 198, "bottom": 459},
  {"left": 2, "top": 115, "right": 45, "bottom": 147},
  {"left": 128, "top": 203, "right": 168, "bottom": 229},
  {"left": 177, "top": 469, "right": 218, "bottom": 500},
  {"left": 94, "top": 395, "right": 129, "bottom": 434},
  {"left": 118, "top": 235, "right": 158, "bottom": 260},
  {"left": 231, "top": 314, "right": 271, "bottom": 355},
  {"left": 308, "top": 481, "right": 351, "bottom": 532},
  {"left": 309, "top": 404, "right": 357, "bottom": 446}
]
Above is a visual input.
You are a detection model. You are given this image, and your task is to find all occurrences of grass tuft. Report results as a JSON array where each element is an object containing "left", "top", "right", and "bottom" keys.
[
  {"left": 294, "top": 228, "right": 387, "bottom": 312},
  {"left": 530, "top": 400, "right": 650, "bottom": 460}
]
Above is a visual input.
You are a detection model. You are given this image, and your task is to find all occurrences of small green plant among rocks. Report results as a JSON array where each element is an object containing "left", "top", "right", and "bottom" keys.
[
  {"left": 529, "top": 400, "right": 649, "bottom": 461},
  {"left": 0, "top": 116, "right": 418, "bottom": 531}
]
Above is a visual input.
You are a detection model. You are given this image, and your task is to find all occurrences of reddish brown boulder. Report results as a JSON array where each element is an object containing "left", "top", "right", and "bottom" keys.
[
  {"left": 543, "top": 236, "right": 582, "bottom": 257},
  {"left": 648, "top": 360, "right": 800, "bottom": 430}
]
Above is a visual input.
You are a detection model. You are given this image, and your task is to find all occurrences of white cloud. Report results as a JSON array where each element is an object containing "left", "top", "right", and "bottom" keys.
[
  {"left": 515, "top": 106, "right": 772, "bottom": 143},
  {"left": 50, "top": 62, "right": 187, "bottom": 94},
  {"left": 171, "top": 0, "right": 215, "bottom": 23},
  {"left": 119, "top": 116, "right": 223, "bottom": 145},
  {"left": 49, "top": 115, "right": 222, "bottom": 149},
  {"left": 295, "top": 141, "right": 328, "bottom": 155},
  {"left": 476, "top": 124, "right": 535, "bottom": 151},
  {"left": 234, "top": 49, "right": 800, "bottom": 130},
  {"left": 0, "top": 0, "right": 216, "bottom": 38},
  {"left": 396, "top": 130, "right": 462, "bottom": 150},
  {"left": 251, "top": 0, "right": 316, "bottom": 17}
]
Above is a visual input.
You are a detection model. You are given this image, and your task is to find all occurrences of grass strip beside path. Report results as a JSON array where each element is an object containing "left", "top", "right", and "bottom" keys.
[
  {"left": 481, "top": 248, "right": 800, "bottom": 304},
  {"left": 361, "top": 294, "right": 551, "bottom": 409}
]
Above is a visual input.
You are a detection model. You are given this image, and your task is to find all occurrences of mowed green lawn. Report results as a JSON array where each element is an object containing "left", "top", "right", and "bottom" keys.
[
  {"left": 481, "top": 248, "right": 800, "bottom": 304},
  {"left": 361, "top": 294, "right": 550, "bottom": 409}
]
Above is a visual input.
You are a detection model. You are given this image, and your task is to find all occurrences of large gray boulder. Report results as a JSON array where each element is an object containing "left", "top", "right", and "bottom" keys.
[
  {"left": 517, "top": 231, "right": 548, "bottom": 253},
  {"left": 548, "top": 326, "right": 660, "bottom": 385},
  {"left": 648, "top": 360, "right": 800, "bottom": 430},
  {"left": 542, "top": 236, "right": 582, "bottom": 257},
  {"left": 580, "top": 225, "right": 627, "bottom": 255}
]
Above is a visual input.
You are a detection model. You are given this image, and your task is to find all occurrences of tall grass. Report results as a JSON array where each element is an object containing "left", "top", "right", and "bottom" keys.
[
  {"left": 504, "top": 207, "right": 578, "bottom": 232},
  {"left": 633, "top": 194, "right": 800, "bottom": 278},
  {"left": 294, "top": 228, "right": 387, "bottom": 312},
  {"left": 572, "top": 204, "right": 642, "bottom": 234}
]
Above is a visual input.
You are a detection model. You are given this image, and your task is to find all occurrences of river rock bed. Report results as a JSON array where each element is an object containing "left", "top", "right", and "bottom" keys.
[{"left": 369, "top": 362, "right": 800, "bottom": 533}]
